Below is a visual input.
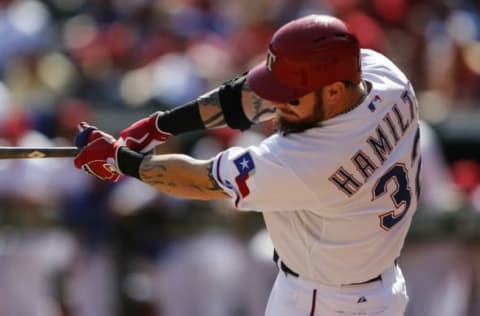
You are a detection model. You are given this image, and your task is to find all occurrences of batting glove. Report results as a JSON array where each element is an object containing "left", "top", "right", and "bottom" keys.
[
  {"left": 118, "top": 111, "right": 172, "bottom": 153},
  {"left": 74, "top": 122, "right": 122, "bottom": 182}
]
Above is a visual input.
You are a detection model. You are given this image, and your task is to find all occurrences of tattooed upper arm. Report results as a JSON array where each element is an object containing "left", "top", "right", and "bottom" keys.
[
  {"left": 197, "top": 82, "right": 276, "bottom": 130},
  {"left": 206, "top": 161, "right": 229, "bottom": 197},
  {"left": 241, "top": 82, "right": 276, "bottom": 123},
  {"left": 197, "top": 89, "right": 227, "bottom": 129}
]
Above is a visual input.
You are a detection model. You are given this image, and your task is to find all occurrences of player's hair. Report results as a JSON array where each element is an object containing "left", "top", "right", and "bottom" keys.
[{"left": 341, "top": 81, "right": 356, "bottom": 89}]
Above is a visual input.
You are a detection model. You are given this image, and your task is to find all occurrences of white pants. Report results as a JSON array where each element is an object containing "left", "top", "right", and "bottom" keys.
[{"left": 264, "top": 264, "right": 408, "bottom": 316}]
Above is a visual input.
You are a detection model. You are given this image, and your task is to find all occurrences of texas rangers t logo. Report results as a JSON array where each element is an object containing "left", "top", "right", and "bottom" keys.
[
  {"left": 234, "top": 152, "right": 256, "bottom": 198},
  {"left": 266, "top": 48, "right": 276, "bottom": 72}
]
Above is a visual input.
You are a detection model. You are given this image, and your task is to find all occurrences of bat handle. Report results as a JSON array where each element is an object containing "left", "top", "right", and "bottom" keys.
[{"left": 75, "top": 124, "right": 97, "bottom": 149}]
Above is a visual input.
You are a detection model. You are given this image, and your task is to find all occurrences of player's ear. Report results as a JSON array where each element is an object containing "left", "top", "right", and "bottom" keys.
[{"left": 322, "top": 81, "right": 344, "bottom": 106}]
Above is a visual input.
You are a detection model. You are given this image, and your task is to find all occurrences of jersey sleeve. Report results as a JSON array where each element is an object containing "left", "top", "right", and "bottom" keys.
[{"left": 211, "top": 145, "right": 319, "bottom": 212}]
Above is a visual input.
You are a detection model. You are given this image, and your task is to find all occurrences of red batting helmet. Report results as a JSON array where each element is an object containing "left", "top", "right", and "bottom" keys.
[{"left": 247, "top": 15, "right": 361, "bottom": 103}]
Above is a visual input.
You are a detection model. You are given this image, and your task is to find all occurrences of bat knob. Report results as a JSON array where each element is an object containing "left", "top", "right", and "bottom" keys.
[{"left": 75, "top": 123, "right": 98, "bottom": 149}]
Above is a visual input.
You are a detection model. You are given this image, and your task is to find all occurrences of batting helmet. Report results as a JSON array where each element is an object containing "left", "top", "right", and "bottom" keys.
[{"left": 247, "top": 15, "right": 361, "bottom": 103}]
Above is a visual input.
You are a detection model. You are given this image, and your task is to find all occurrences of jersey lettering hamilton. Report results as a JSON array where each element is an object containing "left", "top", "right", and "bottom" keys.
[{"left": 328, "top": 89, "right": 418, "bottom": 197}]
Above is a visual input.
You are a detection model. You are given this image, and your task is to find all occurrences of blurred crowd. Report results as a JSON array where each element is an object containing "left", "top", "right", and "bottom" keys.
[{"left": 0, "top": 0, "right": 479, "bottom": 316}]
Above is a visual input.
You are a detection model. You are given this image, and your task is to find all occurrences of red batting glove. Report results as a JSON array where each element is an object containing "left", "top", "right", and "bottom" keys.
[
  {"left": 119, "top": 111, "right": 172, "bottom": 153},
  {"left": 74, "top": 122, "right": 122, "bottom": 182}
]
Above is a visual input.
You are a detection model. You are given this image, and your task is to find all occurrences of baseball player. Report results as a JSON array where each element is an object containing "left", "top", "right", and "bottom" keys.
[{"left": 73, "top": 14, "right": 421, "bottom": 316}]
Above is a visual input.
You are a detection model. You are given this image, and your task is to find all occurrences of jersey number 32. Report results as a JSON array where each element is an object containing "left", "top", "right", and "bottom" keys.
[{"left": 373, "top": 128, "right": 421, "bottom": 231}]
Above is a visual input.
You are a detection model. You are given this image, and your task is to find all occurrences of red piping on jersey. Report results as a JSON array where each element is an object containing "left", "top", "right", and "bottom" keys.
[{"left": 310, "top": 289, "right": 317, "bottom": 316}]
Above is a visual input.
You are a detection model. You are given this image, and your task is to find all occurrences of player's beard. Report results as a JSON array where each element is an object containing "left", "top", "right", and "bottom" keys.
[
  {"left": 275, "top": 91, "right": 324, "bottom": 136},
  {"left": 275, "top": 115, "right": 319, "bottom": 135}
]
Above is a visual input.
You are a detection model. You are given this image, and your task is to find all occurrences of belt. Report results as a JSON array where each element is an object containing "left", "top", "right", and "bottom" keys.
[
  {"left": 273, "top": 250, "right": 390, "bottom": 285},
  {"left": 273, "top": 250, "right": 299, "bottom": 277}
]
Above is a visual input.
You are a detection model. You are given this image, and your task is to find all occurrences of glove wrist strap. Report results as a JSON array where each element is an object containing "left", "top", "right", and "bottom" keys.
[{"left": 116, "top": 146, "right": 145, "bottom": 179}]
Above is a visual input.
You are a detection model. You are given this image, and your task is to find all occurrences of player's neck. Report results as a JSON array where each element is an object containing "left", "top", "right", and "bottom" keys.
[{"left": 326, "top": 80, "right": 368, "bottom": 120}]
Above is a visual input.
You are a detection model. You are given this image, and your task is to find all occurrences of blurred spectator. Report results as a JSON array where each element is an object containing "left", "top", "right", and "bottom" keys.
[
  {"left": 0, "top": 0, "right": 52, "bottom": 67},
  {"left": 0, "top": 108, "right": 75, "bottom": 316},
  {"left": 401, "top": 121, "right": 469, "bottom": 316},
  {"left": 53, "top": 98, "right": 95, "bottom": 143},
  {"left": 0, "top": 1, "right": 477, "bottom": 315},
  {"left": 419, "top": 120, "right": 465, "bottom": 212},
  {"left": 451, "top": 159, "right": 480, "bottom": 211}
]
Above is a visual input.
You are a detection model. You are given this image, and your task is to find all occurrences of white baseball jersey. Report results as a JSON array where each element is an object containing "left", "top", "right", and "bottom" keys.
[{"left": 212, "top": 49, "right": 421, "bottom": 286}]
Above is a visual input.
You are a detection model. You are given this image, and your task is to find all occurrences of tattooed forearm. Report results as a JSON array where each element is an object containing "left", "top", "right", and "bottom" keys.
[
  {"left": 202, "top": 110, "right": 226, "bottom": 128},
  {"left": 138, "top": 154, "right": 230, "bottom": 200},
  {"left": 206, "top": 162, "right": 229, "bottom": 195},
  {"left": 250, "top": 97, "right": 276, "bottom": 122},
  {"left": 197, "top": 90, "right": 227, "bottom": 129},
  {"left": 140, "top": 156, "right": 185, "bottom": 195},
  {"left": 139, "top": 159, "right": 167, "bottom": 186},
  {"left": 197, "top": 81, "right": 276, "bottom": 130},
  {"left": 242, "top": 83, "right": 276, "bottom": 123}
]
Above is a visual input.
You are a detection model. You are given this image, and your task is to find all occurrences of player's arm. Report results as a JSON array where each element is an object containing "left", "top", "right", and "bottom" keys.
[
  {"left": 119, "top": 74, "right": 276, "bottom": 153},
  {"left": 73, "top": 124, "right": 229, "bottom": 200},
  {"left": 197, "top": 80, "right": 276, "bottom": 129},
  {"left": 138, "top": 154, "right": 229, "bottom": 200}
]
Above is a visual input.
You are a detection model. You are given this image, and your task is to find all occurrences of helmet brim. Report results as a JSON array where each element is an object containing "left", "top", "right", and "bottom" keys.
[{"left": 246, "top": 60, "right": 310, "bottom": 103}]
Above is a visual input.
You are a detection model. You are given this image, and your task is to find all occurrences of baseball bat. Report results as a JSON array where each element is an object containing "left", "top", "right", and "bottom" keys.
[{"left": 0, "top": 146, "right": 79, "bottom": 159}]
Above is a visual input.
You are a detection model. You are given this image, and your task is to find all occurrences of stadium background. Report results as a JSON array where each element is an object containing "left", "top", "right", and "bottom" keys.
[{"left": 0, "top": 0, "right": 479, "bottom": 315}]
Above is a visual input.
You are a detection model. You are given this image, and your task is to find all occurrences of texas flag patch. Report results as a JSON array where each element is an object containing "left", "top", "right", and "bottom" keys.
[{"left": 233, "top": 152, "right": 256, "bottom": 198}]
